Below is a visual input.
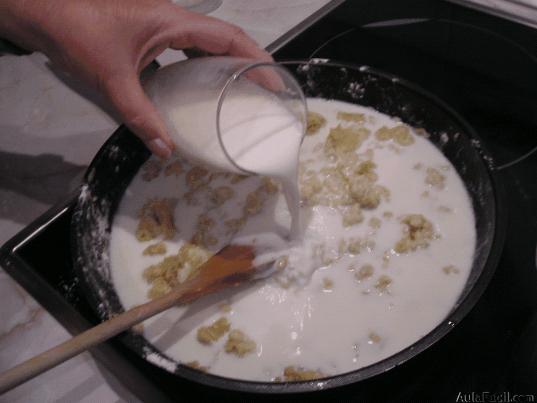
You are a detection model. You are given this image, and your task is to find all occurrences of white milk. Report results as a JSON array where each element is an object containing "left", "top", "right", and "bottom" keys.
[
  {"left": 145, "top": 58, "right": 304, "bottom": 238},
  {"left": 109, "top": 98, "right": 476, "bottom": 381},
  {"left": 201, "top": 86, "right": 303, "bottom": 239}
]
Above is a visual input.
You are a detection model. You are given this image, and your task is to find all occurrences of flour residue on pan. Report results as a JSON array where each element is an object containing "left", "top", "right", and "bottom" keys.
[
  {"left": 74, "top": 130, "right": 147, "bottom": 321},
  {"left": 143, "top": 347, "right": 178, "bottom": 373}
]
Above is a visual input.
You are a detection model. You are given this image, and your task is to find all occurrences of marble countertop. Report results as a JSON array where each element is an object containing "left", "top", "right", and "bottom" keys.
[
  {"left": 0, "top": 1, "right": 333, "bottom": 401},
  {"left": 448, "top": 0, "right": 537, "bottom": 28}
]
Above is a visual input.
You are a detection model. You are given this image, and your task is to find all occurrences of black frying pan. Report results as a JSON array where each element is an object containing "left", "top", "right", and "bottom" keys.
[{"left": 71, "top": 60, "right": 505, "bottom": 393}]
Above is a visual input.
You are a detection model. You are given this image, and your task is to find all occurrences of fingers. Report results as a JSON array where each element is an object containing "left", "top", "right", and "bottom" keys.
[
  {"left": 244, "top": 65, "right": 286, "bottom": 93},
  {"left": 101, "top": 71, "right": 174, "bottom": 158},
  {"left": 166, "top": 10, "right": 273, "bottom": 62}
]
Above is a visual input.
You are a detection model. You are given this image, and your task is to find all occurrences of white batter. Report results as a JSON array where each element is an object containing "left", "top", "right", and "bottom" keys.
[{"left": 109, "top": 98, "right": 476, "bottom": 381}]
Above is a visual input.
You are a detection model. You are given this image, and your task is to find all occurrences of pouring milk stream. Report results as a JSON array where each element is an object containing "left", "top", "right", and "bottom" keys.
[{"left": 144, "top": 57, "right": 306, "bottom": 240}]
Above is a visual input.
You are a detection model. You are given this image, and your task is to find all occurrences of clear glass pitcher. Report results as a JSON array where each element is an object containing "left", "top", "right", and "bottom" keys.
[{"left": 143, "top": 56, "right": 307, "bottom": 176}]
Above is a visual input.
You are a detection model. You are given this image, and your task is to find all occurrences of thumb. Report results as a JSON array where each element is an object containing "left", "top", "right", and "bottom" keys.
[{"left": 101, "top": 70, "right": 175, "bottom": 158}]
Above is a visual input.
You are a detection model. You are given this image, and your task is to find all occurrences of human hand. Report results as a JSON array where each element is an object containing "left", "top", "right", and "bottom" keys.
[{"left": 0, "top": 0, "right": 272, "bottom": 158}]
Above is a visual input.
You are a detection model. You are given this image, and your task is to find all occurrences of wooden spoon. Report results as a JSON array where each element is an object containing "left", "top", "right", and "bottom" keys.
[{"left": 0, "top": 244, "right": 263, "bottom": 394}]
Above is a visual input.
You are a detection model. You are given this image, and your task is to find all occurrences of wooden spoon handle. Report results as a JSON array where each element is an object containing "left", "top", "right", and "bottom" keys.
[
  {"left": 0, "top": 283, "right": 188, "bottom": 394},
  {"left": 0, "top": 244, "right": 255, "bottom": 394}
]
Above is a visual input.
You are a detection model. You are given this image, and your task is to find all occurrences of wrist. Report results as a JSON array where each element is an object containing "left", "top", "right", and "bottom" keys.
[{"left": 0, "top": 0, "right": 50, "bottom": 53}]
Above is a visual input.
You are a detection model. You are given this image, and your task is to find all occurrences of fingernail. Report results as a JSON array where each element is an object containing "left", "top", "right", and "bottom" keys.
[{"left": 149, "top": 138, "right": 172, "bottom": 159}]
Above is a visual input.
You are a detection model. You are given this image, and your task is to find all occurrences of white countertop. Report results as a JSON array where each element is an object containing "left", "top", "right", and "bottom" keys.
[
  {"left": 0, "top": 1, "right": 332, "bottom": 401},
  {"left": 450, "top": 0, "right": 537, "bottom": 28}
]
